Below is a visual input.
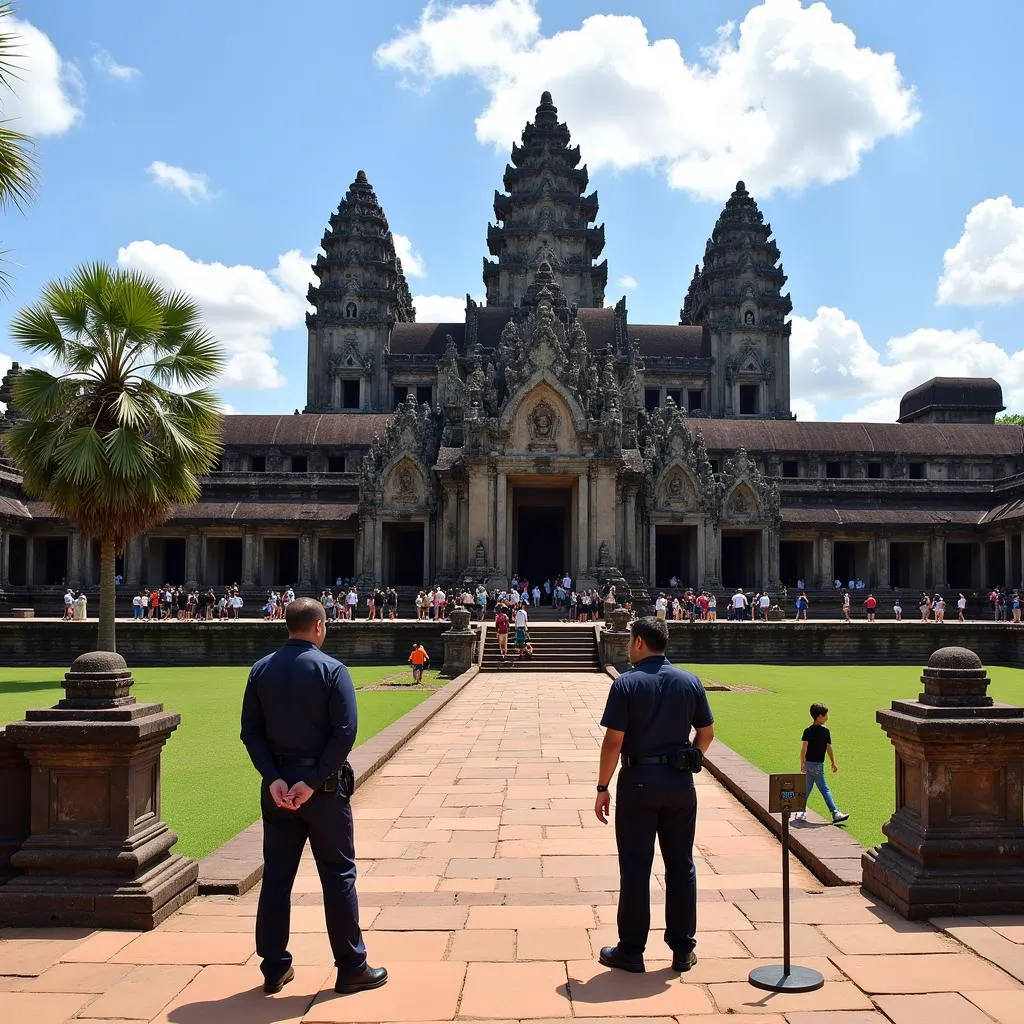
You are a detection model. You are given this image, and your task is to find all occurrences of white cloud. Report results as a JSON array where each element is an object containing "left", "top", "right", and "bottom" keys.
[
  {"left": 115, "top": 241, "right": 316, "bottom": 390},
  {"left": 790, "top": 397, "right": 818, "bottom": 421},
  {"left": 146, "top": 160, "right": 212, "bottom": 202},
  {"left": 938, "top": 196, "right": 1024, "bottom": 306},
  {"left": 393, "top": 233, "right": 427, "bottom": 277},
  {"left": 413, "top": 294, "right": 466, "bottom": 321},
  {"left": 791, "top": 305, "right": 1024, "bottom": 420},
  {"left": 618, "top": 275, "right": 638, "bottom": 290},
  {"left": 2, "top": 17, "right": 83, "bottom": 134},
  {"left": 377, "top": 0, "right": 919, "bottom": 200},
  {"left": 91, "top": 48, "right": 140, "bottom": 81}
]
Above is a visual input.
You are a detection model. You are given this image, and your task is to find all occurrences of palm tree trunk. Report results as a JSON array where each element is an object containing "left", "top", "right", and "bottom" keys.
[{"left": 97, "top": 534, "right": 116, "bottom": 653}]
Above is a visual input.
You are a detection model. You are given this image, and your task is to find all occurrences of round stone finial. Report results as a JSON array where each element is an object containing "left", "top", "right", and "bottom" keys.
[
  {"left": 927, "top": 646, "right": 983, "bottom": 670},
  {"left": 735, "top": 180, "right": 746, "bottom": 192},
  {"left": 919, "top": 645, "right": 991, "bottom": 708},
  {"left": 355, "top": 169, "right": 368, "bottom": 184},
  {"left": 540, "top": 90, "right": 553, "bottom": 105},
  {"left": 59, "top": 650, "right": 136, "bottom": 708}
]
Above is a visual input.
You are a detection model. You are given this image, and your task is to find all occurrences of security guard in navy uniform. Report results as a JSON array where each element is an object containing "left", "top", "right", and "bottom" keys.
[
  {"left": 594, "top": 615, "right": 715, "bottom": 974},
  {"left": 241, "top": 596, "right": 387, "bottom": 995}
]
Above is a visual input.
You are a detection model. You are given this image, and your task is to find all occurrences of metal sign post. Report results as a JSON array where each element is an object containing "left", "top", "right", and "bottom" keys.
[{"left": 748, "top": 773, "right": 824, "bottom": 994}]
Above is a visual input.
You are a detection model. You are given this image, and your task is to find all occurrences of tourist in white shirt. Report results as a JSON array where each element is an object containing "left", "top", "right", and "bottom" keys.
[
  {"left": 758, "top": 592, "right": 771, "bottom": 620},
  {"left": 655, "top": 593, "right": 668, "bottom": 620},
  {"left": 514, "top": 605, "right": 529, "bottom": 654}
]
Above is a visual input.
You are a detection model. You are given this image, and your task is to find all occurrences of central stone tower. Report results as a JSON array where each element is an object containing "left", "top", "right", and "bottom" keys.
[{"left": 484, "top": 92, "right": 607, "bottom": 308}]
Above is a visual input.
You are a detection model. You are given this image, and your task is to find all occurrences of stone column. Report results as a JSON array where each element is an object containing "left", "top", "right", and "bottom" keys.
[
  {"left": 760, "top": 527, "right": 770, "bottom": 587},
  {"left": 198, "top": 534, "right": 208, "bottom": 586},
  {"left": 299, "top": 531, "right": 313, "bottom": 590},
  {"left": 1, "top": 529, "right": 10, "bottom": 588},
  {"left": 820, "top": 534, "right": 833, "bottom": 587},
  {"left": 863, "top": 647, "right": 1024, "bottom": 918},
  {"left": 24, "top": 536, "right": 34, "bottom": 588},
  {"left": 423, "top": 518, "right": 431, "bottom": 585},
  {"left": 623, "top": 489, "right": 636, "bottom": 569},
  {"left": 67, "top": 530, "right": 83, "bottom": 587},
  {"left": 811, "top": 533, "right": 821, "bottom": 588},
  {"left": 577, "top": 471, "right": 589, "bottom": 571},
  {"left": 877, "top": 534, "right": 890, "bottom": 589},
  {"left": 696, "top": 521, "right": 706, "bottom": 584},
  {"left": 184, "top": 530, "right": 200, "bottom": 589},
  {"left": 124, "top": 536, "right": 142, "bottom": 587},
  {"left": 1005, "top": 536, "right": 1013, "bottom": 588},
  {"left": 372, "top": 518, "right": 383, "bottom": 583},
  {"left": 242, "top": 530, "right": 256, "bottom": 586},
  {"left": 495, "top": 471, "right": 507, "bottom": 576},
  {"left": 931, "top": 534, "right": 947, "bottom": 589},
  {"left": 648, "top": 521, "right": 656, "bottom": 587}
]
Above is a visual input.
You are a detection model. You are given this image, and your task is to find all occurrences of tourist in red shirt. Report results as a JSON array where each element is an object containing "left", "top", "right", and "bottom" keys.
[
  {"left": 864, "top": 593, "right": 877, "bottom": 622},
  {"left": 494, "top": 605, "right": 510, "bottom": 661}
]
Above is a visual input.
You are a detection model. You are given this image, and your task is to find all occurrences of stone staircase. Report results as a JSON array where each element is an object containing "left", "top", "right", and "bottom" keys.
[{"left": 480, "top": 622, "right": 601, "bottom": 672}]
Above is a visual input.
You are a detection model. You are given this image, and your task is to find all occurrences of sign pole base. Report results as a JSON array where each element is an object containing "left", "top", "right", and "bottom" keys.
[{"left": 748, "top": 964, "right": 824, "bottom": 992}]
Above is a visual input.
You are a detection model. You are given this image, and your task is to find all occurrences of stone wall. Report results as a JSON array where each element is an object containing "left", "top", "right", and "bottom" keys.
[
  {"left": 666, "top": 621, "right": 1024, "bottom": 666},
  {"left": 0, "top": 621, "right": 451, "bottom": 669},
  {"left": 0, "top": 620, "right": 1020, "bottom": 669}
]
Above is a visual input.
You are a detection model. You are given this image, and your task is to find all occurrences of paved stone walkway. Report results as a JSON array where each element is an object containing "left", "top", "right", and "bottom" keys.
[{"left": 3, "top": 670, "right": 1024, "bottom": 1022}]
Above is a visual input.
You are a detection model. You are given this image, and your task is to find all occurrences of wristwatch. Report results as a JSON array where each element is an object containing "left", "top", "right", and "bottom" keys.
[{"left": 596, "top": 784, "right": 608, "bottom": 793}]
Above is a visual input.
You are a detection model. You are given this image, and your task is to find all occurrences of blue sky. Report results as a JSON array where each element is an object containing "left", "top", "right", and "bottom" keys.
[{"left": 6, "top": 0, "right": 1024, "bottom": 420}]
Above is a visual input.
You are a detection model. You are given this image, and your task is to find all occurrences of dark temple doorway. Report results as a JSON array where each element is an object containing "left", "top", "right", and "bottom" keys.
[
  {"left": 655, "top": 526, "right": 697, "bottom": 587},
  {"left": 512, "top": 485, "right": 571, "bottom": 587},
  {"left": 383, "top": 524, "right": 424, "bottom": 586},
  {"left": 721, "top": 530, "right": 761, "bottom": 587}
]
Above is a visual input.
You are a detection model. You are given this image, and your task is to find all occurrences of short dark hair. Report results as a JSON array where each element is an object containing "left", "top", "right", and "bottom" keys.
[
  {"left": 630, "top": 616, "right": 668, "bottom": 652},
  {"left": 810, "top": 702, "right": 829, "bottom": 720},
  {"left": 286, "top": 596, "right": 326, "bottom": 634}
]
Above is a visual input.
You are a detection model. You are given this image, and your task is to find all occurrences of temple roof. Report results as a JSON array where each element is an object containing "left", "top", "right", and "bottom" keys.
[
  {"left": 782, "top": 506, "right": 989, "bottom": 527},
  {"left": 632, "top": 324, "right": 706, "bottom": 358},
  {"left": 898, "top": 377, "right": 1005, "bottom": 423},
  {"left": 697, "top": 419, "right": 1024, "bottom": 456},
  {"left": 26, "top": 500, "right": 359, "bottom": 524},
  {"left": 220, "top": 414, "right": 392, "bottom": 447},
  {"left": 390, "top": 322, "right": 464, "bottom": 356}
]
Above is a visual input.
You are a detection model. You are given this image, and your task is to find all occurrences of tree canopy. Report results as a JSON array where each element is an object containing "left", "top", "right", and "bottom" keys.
[{"left": 5, "top": 262, "right": 224, "bottom": 651}]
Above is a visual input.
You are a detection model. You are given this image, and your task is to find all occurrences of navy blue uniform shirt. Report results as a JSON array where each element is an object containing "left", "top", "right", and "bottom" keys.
[
  {"left": 240, "top": 639, "right": 358, "bottom": 789},
  {"left": 600, "top": 655, "right": 714, "bottom": 757}
]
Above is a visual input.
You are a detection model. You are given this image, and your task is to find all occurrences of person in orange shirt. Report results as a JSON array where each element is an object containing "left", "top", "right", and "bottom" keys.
[{"left": 408, "top": 643, "right": 429, "bottom": 684}]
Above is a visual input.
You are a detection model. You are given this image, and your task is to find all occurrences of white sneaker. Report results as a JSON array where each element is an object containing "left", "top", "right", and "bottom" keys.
[
  {"left": 832, "top": 811, "right": 850, "bottom": 824},
  {"left": 792, "top": 811, "right": 806, "bottom": 821}
]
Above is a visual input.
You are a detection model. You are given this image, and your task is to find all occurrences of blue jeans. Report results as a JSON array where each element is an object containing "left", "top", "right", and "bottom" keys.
[{"left": 805, "top": 762, "right": 837, "bottom": 816}]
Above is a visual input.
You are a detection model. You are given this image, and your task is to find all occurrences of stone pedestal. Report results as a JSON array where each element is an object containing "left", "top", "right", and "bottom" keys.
[
  {"left": 442, "top": 608, "right": 476, "bottom": 677},
  {"left": 862, "top": 646, "right": 1024, "bottom": 918},
  {"left": 600, "top": 606, "right": 631, "bottom": 672},
  {"left": 0, "top": 651, "right": 198, "bottom": 928},
  {"left": 0, "top": 727, "right": 30, "bottom": 884}
]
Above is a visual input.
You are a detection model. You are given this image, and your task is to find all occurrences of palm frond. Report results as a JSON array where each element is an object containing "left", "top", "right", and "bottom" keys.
[
  {"left": 11, "top": 367, "right": 69, "bottom": 420},
  {"left": 54, "top": 426, "right": 105, "bottom": 486},
  {"left": 0, "top": 122, "right": 37, "bottom": 211}
]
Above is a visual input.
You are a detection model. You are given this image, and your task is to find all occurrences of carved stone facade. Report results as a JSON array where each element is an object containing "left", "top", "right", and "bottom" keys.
[{"left": 3, "top": 95, "right": 1024, "bottom": 605}]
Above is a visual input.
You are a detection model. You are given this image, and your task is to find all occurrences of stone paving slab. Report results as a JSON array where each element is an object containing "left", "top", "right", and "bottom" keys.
[{"left": 2, "top": 669, "right": 1024, "bottom": 1022}]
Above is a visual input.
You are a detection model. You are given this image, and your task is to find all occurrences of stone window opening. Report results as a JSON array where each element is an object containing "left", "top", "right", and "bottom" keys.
[
  {"left": 250, "top": 454, "right": 266, "bottom": 473},
  {"left": 345, "top": 302, "right": 358, "bottom": 318},
  {"left": 825, "top": 461, "right": 843, "bottom": 479},
  {"left": 644, "top": 388, "right": 659, "bottom": 413},
  {"left": 909, "top": 462, "right": 927, "bottom": 480},
  {"left": 290, "top": 455, "right": 308, "bottom": 473},
  {"left": 416, "top": 385, "right": 433, "bottom": 406},
  {"left": 782, "top": 460, "right": 799, "bottom": 478},
  {"left": 687, "top": 389, "right": 704, "bottom": 413},
  {"left": 665, "top": 388, "right": 682, "bottom": 408},
  {"left": 393, "top": 384, "right": 409, "bottom": 408},
  {"left": 738, "top": 384, "right": 759, "bottom": 415},
  {"left": 342, "top": 379, "right": 361, "bottom": 409},
  {"left": 868, "top": 461, "right": 882, "bottom": 479},
  {"left": 743, "top": 309, "right": 756, "bottom": 325},
  {"left": 328, "top": 455, "right": 347, "bottom": 473}
]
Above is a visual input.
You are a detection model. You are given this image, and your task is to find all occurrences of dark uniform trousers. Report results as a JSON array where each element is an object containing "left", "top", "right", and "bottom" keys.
[
  {"left": 614, "top": 765, "right": 698, "bottom": 960},
  {"left": 256, "top": 767, "right": 366, "bottom": 980}
]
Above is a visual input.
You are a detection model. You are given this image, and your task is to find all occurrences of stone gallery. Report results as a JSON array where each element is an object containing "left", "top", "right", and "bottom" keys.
[{"left": 2, "top": 92, "right": 1024, "bottom": 603}]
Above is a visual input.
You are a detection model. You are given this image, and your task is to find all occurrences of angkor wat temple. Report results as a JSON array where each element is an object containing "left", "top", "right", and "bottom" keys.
[{"left": 2, "top": 92, "right": 1022, "bottom": 604}]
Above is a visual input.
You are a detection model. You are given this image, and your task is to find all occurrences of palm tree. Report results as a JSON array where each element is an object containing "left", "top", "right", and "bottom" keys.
[
  {"left": 0, "top": 2, "right": 42, "bottom": 289},
  {"left": 5, "top": 262, "right": 224, "bottom": 651}
]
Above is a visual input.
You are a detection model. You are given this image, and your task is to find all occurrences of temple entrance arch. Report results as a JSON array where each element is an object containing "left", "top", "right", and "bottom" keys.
[
  {"left": 510, "top": 483, "right": 572, "bottom": 587},
  {"left": 721, "top": 529, "right": 762, "bottom": 588}
]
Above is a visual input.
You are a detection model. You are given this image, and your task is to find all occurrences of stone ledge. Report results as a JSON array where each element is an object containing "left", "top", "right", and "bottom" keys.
[
  {"left": 702, "top": 740, "right": 865, "bottom": 887},
  {"left": 197, "top": 665, "right": 480, "bottom": 896}
]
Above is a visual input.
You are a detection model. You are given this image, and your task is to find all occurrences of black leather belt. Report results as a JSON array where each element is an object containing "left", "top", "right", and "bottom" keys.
[
  {"left": 277, "top": 756, "right": 318, "bottom": 767},
  {"left": 621, "top": 754, "right": 672, "bottom": 768}
]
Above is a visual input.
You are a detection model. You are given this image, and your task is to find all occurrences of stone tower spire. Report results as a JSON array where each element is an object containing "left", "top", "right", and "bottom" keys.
[
  {"left": 483, "top": 92, "right": 607, "bottom": 308},
  {"left": 305, "top": 170, "right": 415, "bottom": 412},
  {"left": 696, "top": 181, "right": 793, "bottom": 419},
  {"left": 679, "top": 264, "right": 701, "bottom": 326}
]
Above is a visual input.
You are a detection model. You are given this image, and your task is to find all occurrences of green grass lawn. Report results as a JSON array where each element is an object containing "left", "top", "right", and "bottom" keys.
[
  {"left": 689, "top": 663, "right": 1024, "bottom": 848},
  {"left": 0, "top": 665, "right": 443, "bottom": 859}
]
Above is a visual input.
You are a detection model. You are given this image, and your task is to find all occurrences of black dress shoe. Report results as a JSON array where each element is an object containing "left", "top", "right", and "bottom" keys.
[
  {"left": 334, "top": 964, "right": 388, "bottom": 993},
  {"left": 598, "top": 945, "right": 645, "bottom": 973},
  {"left": 672, "top": 951, "right": 697, "bottom": 973},
  {"left": 262, "top": 965, "right": 295, "bottom": 994}
]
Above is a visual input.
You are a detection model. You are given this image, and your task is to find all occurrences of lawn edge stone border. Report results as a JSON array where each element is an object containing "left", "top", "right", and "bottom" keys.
[
  {"left": 197, "top": 665, "right": 480, "bottom": 895},
  {"left": 602, "top": 663, "right": 864, "bottom": 888}
]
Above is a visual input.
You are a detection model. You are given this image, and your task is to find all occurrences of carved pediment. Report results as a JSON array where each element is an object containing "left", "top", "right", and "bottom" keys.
[
  {"left": 360, "top": 394, "right": 440, "bottom": 505},
  {"left": 659, "top": 464, "right": 698, "bottom": 510},
  {"left": 383, "top": 457, "right": 425, "bottom": 505},
  {"left": 716, "top": 447, "right": 781, "bottom": 526}
]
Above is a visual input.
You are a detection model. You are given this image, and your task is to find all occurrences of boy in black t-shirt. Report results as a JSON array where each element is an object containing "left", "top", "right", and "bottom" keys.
[{"left": 794, "top": 702, "right": 849, "bottom": 824}]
